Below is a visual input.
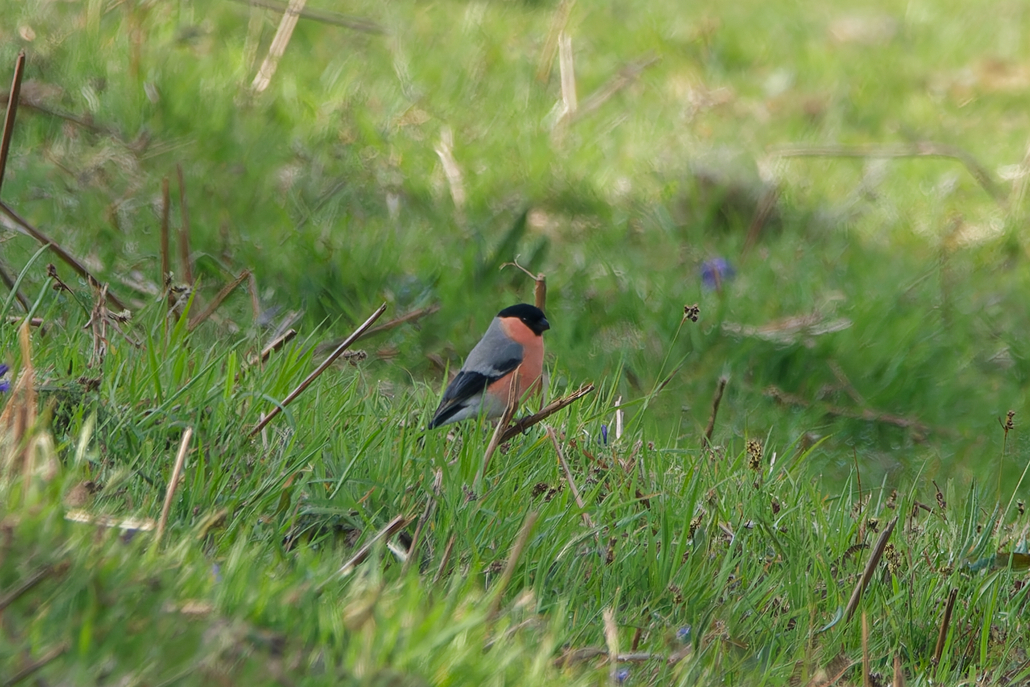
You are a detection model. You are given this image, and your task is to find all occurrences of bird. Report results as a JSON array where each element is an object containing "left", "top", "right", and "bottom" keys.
[{"left": 428, "top": 303, "right": 550, "bottom": 430}]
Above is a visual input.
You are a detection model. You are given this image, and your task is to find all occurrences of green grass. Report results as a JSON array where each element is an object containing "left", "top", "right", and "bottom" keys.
[{"left": 4, "top": 0, "right": 1030, "bottom": 683}]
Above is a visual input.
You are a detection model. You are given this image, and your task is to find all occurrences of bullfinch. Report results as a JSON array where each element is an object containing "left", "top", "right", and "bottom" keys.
[{"left": 428, "top": 303, "right": 550, "bottom": 429}]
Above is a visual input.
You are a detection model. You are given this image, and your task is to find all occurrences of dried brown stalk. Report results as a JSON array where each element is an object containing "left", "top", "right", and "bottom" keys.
[
  {"left": 0, "top": 201, "right": 128, "bottom": 311},
  {"left": 765, "top": 385, "right": 930, "bottom": 435},
  {"left": 155, "top": 427, "right": 193, "bottom": 547},
  {"left": 432, "top": 533, "right": 456, "bottom": 586},
  {"left": 481, "top": 369, "right": 522, "bottom": 478},
  {"left": 229, "top": 0, "right": 384, "bottom": 34},
  {"left": 742, "top": 185, "right": 780, "bottom": 257},
  {"left": 769, "top": 142, "right": 1004, "bottom": 202},
  {"left": 2, "top": 642, "right": 69, "bottom": 687},
  {"left": 535, "top": 0, "right": 577, "bottom": 83},
  {"left": 0, "top": 260, "right": 29, "bottom": 312},
  {"left": 547, "top": 426, "right": 594, "bottom": 529},
  {"left": 932, "top": 587, "right": 958, "bottom": 671},
  {"left": 252, "top": 0, "right": 308, "bottom": 93},
  {"left": 497, "top": 383, "right": 594, "bottom": 443},
  {"left": 249, "top": 303, "right": 387, "bottom": 436},
  {"left": 0, "top": 51, "right": 26, "bottom": 197},
  {"left": 0, "top": 562, "right": 68, "bottom": 612},
  {"left": 358, "top": 304, "right": 440, "bottom": 340},
  {"left": 703, "top": 376, "right": 728, "bottom": 446},
  {"left": 187, "top": 269, "right": 251, "bottom": 332},
  {"left": 175, "top": 164, "right": 194, "bottom": 285},
  {"left": 487, "top": 511, "right": 538, "bottom": 619},
  {"left": 572, "top": 55, "right": 660, "bottom": 124},
  {"left": 160, "top": 176, "right": 172, "bottom": 305},
  {"left": 844, "top": 516, "right": 898, "bottom": 621},
  {"left": 329, "top": 514, "right": 412, "bottom": 580}
]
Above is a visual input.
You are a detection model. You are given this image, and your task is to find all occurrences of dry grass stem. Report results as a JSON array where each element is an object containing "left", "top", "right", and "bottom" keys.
[
  {"left": 359, "top": 304, "right": 440, "bottom": 340},
  {"left": 250, "top": 328, "right": 297, "bottom": 366},
  {"left": 535, "top": 0, "right": 576, "bottom": 82},
  {"left": 403, "top": 468, "right": 443, "bottom": 576},
  {"left": 432, "top": 533, "right": 456, "bottom": 586},
  {"left": 0, "top": 562, "right": 67, "bottom": 613},
  {"left": 330, "top": 514, "right": 411, "bottom": 580},
  {"left": 498, "top": 383, "right": 594, "bottom": 443},
  {"left": 894, "top": 654, "right": 906, "bottom": 687},
  {"left": 500, "top": 257, "right": 546, "bottom": 310},
  {"left": 0, "top": 50, "right": 26, "bottom": 197},
  {"left": 252, "top": 0, "right": 308, "bottom": 93},
  {"left": 0, "top": 201, "right": 128, "bottom": 311},
  {"left": 765, "top": 385, "right": 931, "bottom": 436},
  {"left": 704, "top": 376, "right": 728, "bottom": 446},
  {"left": 0, "top": 260, "right": 29, "bottom": 312},
  {"left": 65, "top": 510, "right": 156, "bottom": 531},
  {"left": 769, "top": 142, "right": 1004, "bottom": 202},
  {"left": 603, "top": 607, "right": 619, "bottom": 684},
  {"left": 481, "top": 369, "right": 522, "bottom": 478},
  {"left": 572, "top": 55, "right": 659, "bottom": 124},
  {"left": 2, "top": 642, "right": 69, "bottom": 687},
  {"left": 487, "top": 511, "right": 538, "bottom": 619},
  {"left": 1, "top": 323, "right": 38, "bottom": 480},
  {"left": 933, "top": 587, "right": 958, "bottom": 671},
  {"left": 434, "top": 127, "right": 466, "bottom": 218},
  {"left": 553, "top": 31, "right": 577, "bottom": 130},
  {"left": 160, "top": 176, "right": 172, "bottom": 305},
  {"left": 155, "top": 427, "right": 193, "bottom": 547},
  {"left": 547, "top": 426, "right": 595, "bottom": 529},
  {"left": 187, "top": 269, "right": 251, "bottom": 332},
  {"left": 844, "top": 516, "right": 898, "bottom": 621},
  {"left": 250, "top": 303, "right": 387, "bottom": 436},
  {"left": 742, "top": 185, "right": 780, "bottom": 257},
  {"left": 230, "top": 0, "right": 383, "bottom": 34},
  {"left": 175, "top": 164, "right": 194, "bottom": 285},
  {"left": 862, "top": 612, "right": 870, "bottom": 687}
]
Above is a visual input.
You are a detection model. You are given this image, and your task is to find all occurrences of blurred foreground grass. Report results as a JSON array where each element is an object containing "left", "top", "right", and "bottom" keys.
[{"left": 3, "top": 0, "right": 1030, "bottom": 684}]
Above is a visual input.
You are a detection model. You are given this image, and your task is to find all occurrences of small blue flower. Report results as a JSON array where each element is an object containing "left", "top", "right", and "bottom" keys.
[
  {"left": 700, "top": 258, "right": 734, "bottom": 291},
  {"left": 0, "top": 364, "right": 9, "bottom": 394},
  {"left": 601, "top": 424, "right": 608, "bottom": 446},
  {"left": 616, "top": 667, "right": 631, "bottom": 684},
  {"left": 676, "top": 625, "right": 692, "bottom": 643},
  {"left": 212, "top": 563, "right": 222, "bottom": 583}
]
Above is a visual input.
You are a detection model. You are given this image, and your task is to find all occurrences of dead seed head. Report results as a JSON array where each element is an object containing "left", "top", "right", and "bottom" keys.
[
  {"left": 746, "top": 439, "right": 763, "bottom": 471},
  {"left": 683, "top": 303, "right": 700, "bottom": 322}
]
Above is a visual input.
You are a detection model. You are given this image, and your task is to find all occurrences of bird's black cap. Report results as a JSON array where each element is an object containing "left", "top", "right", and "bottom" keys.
[{"left": 497, "top": 303, "right": 550, "bottom": 335}]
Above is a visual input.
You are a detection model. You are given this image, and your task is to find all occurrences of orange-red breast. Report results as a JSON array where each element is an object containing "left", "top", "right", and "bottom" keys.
[{"left": 428, "top": 304, "right": 550, "bottom": 429}]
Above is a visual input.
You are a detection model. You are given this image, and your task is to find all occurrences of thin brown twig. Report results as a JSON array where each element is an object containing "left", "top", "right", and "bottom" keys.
[
  {"left": 403, "top": 468, "right": 443, "bottom": 576},
  {"left": 155, "top": 427, "right": 193, "bottom": 547},
  {"left": 932, "top": 587, "right": 958, "bottom": 672},
  {"left": 535, "top": 0, "right": 576, "bottom": 83},
  {"left": 0, "top": 562, "right": 68, "bottom": 612},
  {"left": 571, "top": 55, "right": 660, "bottom": 124},
  {"left": 432, "top": 533, "right": 456, "bottom": 586},
  {"left": 249, "top": 303, "right": 387, "bottom": 436},
  {"left": 358, "top": 304, "right": 440, "bottom": 340},
  {"left": 741, "top": 185, "right": 780, "bottom": 257},
  {"left": 844, "top": 516, "right": 898, "bottom": 621},
  {"left": 703, "top": 376, "right": 728, "bottom": 446},
  {"left": 252, "top": 0, "right": 308, "bottom": 93},
  {"left": 498, "top": 383, "right": 595, "bottom": 443},
  {"left": 250, "top": 329, "right": 297, "bottom": 365},
  {"left": 187, "top": 269, "right": 251, "bottom": 332},
  {"left": 160, "top": 176, "right": 172, "bottom": 306},
  {"left": 0, "top": 260, "right": 29, "bottom": 312},
  {"left": 500, "top": 257, "right": 546, "bottom": 310},
  {"left": 0, "top": 50, "right": 26, "bottom": 198},
  {"left": 2, "top": 642, "right": 69, "bottom": 687},
  {"left": 229, "top": 0, "right": 384, "bottom": 34},
  {"left": 481, "top": 369, "right": 521, "bottom": 479},
  {"left": 603, "top": 607, "right": 620, "bottom": 685},
  {"left": 327, "top": 514, "right": 411, "bottom": 582},
  {"left": 0, "top": 201, "right": 128, "bottom": 311},
  {"left": 768, "top": 142, "right": 1005, "bottom": 202},
  {"left": 546, "top": 426, "right": 594, "bottom": 529},
  {"left": 765, "top": 385, "right": 931, "bottom": 435},
  {"left": 487, "top": 511, "right": 538, "bottom": 620},
  {"left": 175, "top": 164, "right": 194, "bottom": 285}
]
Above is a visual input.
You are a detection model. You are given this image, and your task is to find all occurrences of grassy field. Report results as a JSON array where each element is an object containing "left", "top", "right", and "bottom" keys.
[{"left": 3, "top": 0, "right": 1030, "bottom": 684}]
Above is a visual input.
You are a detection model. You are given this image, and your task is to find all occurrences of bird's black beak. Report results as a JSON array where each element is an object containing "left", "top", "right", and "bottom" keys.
[{"left": 540, "top": 317, "right": 550, "bottom": 331}]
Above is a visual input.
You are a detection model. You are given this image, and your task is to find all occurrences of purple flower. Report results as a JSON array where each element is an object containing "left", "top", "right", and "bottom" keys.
[
  {"left": 601, "top": 424, "right": 608, "bottom": 446},
  {"left": 700, "top": 258, "right": 734, "bottom": 291},
  {"left": 616, "top": 668, "right": 631, "bottom": 684},
  {"left": 0, "top": 364, "right": 9, "bottom": 394},
  {"left": 676, "top": 625, "right": 692, "bottom": 643}
]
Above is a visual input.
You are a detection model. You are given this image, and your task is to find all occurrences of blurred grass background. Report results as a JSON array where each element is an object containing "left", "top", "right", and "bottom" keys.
[{"left": 4, "top": 0, "right": 1030, "bottom": 684}]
